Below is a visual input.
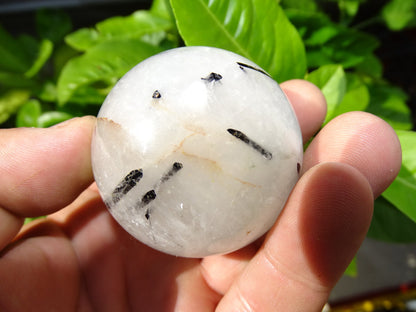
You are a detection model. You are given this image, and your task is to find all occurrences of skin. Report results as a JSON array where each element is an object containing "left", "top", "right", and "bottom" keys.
[{"left": 0, "top": 79, "right": 401, "bottom": 311}]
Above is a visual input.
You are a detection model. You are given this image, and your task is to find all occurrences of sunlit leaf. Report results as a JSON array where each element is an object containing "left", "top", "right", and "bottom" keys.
[
  {"left": 331, "top": 73, "right": 369, "bottom": 118},
  {"left": 0, "top": 89, "right": 31, "bottom": 123},
  {"left": 339, "top": 0, "right": 361, "bottom": 19},
  {"left": 65, "top": 28, "right": 99, "bottom": 51},
  {"left": 382, "top": 130, "right": 416, "bottom": 224},
  {"left": 16, "top": 99, "right": 42, "bottom": 127},
  {"left": 171, "top": 0, "right": 307, "bottom": 82},
  {"left": 305, "top": 64, "right": 347, "bottom": 123},
  {"left": 65, "top": 11, "right": 172, "bottom": 51},
  {"left": 151, "top": 0, "right": 176, "bottom": 21},
  {"left": 57, "top": 39, "right": 162, "bottom": 105},
  {"left": 25, "top": 39, "right": 54, "bottom": 78},
  {"left": 382, "top": 0, "right": 416, "bottom": 31},
  {"left": 37, "top": 111, "right": 73, "bottom": 127}
]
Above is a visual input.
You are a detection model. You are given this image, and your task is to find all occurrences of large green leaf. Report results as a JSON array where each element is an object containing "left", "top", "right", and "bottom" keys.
[
  {"left": 305, "top": 64, "right": 347, "bottom": 124},
  {"left": 57, "top": 39, "right": 163, "bottom": 105},
  {"left": 382, "top": 130, "right": 416, "bottom": 224},
  {"left": 171, "top": 0, "right": 307, "bottom": 82}
]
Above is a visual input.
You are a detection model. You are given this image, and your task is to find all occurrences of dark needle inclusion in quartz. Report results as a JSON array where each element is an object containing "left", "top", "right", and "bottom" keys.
[
  {"left": 227, "top": 128, "right": 273, "bottom": 160},
  {"left": 112, "top": 169, "right": 143, "bottom": 204}
]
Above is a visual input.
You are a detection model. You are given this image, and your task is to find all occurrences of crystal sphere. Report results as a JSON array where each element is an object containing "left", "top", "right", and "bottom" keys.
[{"left": 91, "top": 46, "right": 303, "bottom": 258}]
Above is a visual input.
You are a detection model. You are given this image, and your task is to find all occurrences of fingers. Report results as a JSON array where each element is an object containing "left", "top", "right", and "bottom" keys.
[
  {"left": 0, "top": 117, "right": 95, "bottom": 251},
  {"left": 216, "top": 162, "right": 374, "bottom": 311},
  {"left": 207, "top": 110, "right": 401, "bottom": 309},
  {"left": 0, "top": 208, "right": 24, "bottom": 251},
  {"left": 0, "top": 116, "right": 96, "bottom": 217},
  {"left": 303, "top": 111, "right": 402, "bottom": 198},
  {"left": 201, "top": 79, "right": 327, "bottom": 294},
  {"left": 281, "top": 79, "right": 327, "bottom": 143}
]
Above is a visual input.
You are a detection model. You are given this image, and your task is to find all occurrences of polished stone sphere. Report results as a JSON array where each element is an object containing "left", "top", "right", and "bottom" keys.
[{"left": 91, "top": 46, "right": 303, "bottom": 257}]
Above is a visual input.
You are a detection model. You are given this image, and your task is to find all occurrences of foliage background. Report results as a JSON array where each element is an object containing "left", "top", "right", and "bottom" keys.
[{"left": 1, "top": 0, "right": 415, "bottom": 272}]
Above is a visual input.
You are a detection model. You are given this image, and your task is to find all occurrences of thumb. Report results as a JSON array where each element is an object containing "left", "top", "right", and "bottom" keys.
[{"left": 0, "top": 117, "right": 95, "bottom": 250}]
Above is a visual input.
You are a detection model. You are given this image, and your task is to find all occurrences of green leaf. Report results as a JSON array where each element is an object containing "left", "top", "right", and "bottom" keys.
[
  {"left": 37, "top": 81, "right": 57, "bottom": 102},
  {"left": 382, "top": 130, "right": 416, "bottom": 224},
  {"left": 280, "top": 0, "right": 318, "bottom": 11},
  {"left": 0, "top": 25, "right": 31, "bottom": 72},
  {"left": 171, "top": 0, "right": 307, "bottom": 82},
  {"left": 57, "top": 39, "right": 163, "bottom": 105},
  {"left": 16, "top": 99, "right": 42, "bottom": 127},
  {"left": 382, "top": 0, "right": 416, "bottom": 31},
  {"left": 331, "top": 73, "right": 369, "bottom": 118},
  {"left": 354, "top": 53, "right": 383, "bottom": 78},
  {"left": 24, "top": 39, "right": 54, "bottom": 78},
  {"left": 36, "top": 9, "right": 72, "bottom": 43},
  {"left": 97, "top": 11, "right": 172, "bottom": 38},
  {"left": 344, "top": 257, "right": 357, "bottom": 277},
  {"left": 37, "top": 111, "right": 73, "bottom": 128},
  {"left": 284, "top": 9, "right": 332, "bottom": 40},
  {"left": 305, "top": 64, "right": 347, "bottom": 123},
  {"left": 0, "top": 89, "right": 31, "bottom": 124},
  {"left": 366, "top": 82, "right": 412, "bottom": 130},
  {"left": 65, "top": 11, "right": 172, "bottom": 51},
  {"left": 53, "top": 44, "right": 80, "bottom": 76},
  {"left": 321, "top": 30, "right": 379, "bottom": 68},
  {"left": 0, "top": 71, "right": 37, "bottom": 88},
  {"left": 368, "top": 197, "right": 416, "bottom": 243},
  {"left": 151, "top": 0, "right": 176, "bottom": 21},
  {"left": 17, "top": 34, "right": 39, "bottom": 63},
  {"left": 286, "top": 10, "right": 379, "bottom": 69},
  {"left": 67, "top": 85, "right": 109, "bottom": 105},
  {"left": 24, "top": 216, "right": 46, "bottom": 224},
  {"left": 338, "top": 0, "right": 361, "bottom": 19},
  {"left": 65, "top": 28, "right": 100, "bottom": 51},
  {"left": 304, "top": 25, "right": 340, "bottom": 46}
]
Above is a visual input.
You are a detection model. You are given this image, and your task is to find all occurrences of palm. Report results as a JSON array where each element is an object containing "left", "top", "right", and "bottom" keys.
[
  {"left": 65, "top": 191, "right": 220, "bottom": 311},
  {"left": 54, "top": 185, "right": 259, "bottom": 311}
]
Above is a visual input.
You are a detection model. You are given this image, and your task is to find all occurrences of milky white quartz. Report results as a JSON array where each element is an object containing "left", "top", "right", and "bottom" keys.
[{"left": 91, "top": 46, "right": 303, "bottom": 258}]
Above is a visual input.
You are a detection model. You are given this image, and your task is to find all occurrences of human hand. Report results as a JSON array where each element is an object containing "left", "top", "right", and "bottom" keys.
[{"left": 0, "top": 79, "right": 401, "bottom": 311}]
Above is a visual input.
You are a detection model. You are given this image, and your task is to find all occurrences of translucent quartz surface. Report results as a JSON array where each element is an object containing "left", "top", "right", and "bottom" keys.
[{"left": 91, "top": 46, "right": 303, "bottom": 257}]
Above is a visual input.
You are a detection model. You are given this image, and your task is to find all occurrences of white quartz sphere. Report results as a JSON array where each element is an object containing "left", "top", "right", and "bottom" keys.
[{"left": 91, "top": 46, "right": 303, "bottom": 258}]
